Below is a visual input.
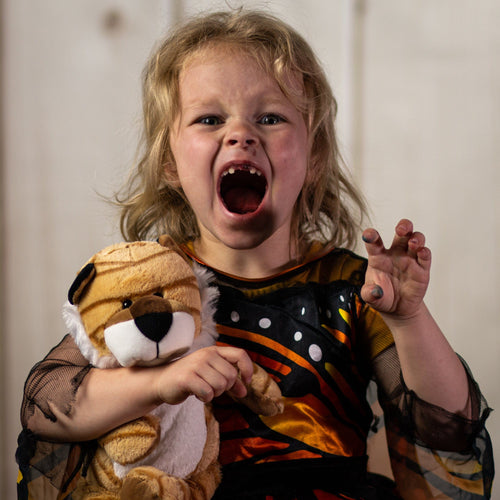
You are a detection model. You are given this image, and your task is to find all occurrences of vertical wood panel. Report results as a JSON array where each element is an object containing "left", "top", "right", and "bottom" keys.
[
  {"left": 359, "top": 3, "right": 500, "bottom": 494},
  {"left": 1, "top": 1, "right": 171, "bottom": 496}
]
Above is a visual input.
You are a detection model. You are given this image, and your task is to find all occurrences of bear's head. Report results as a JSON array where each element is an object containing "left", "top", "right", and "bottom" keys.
[{"left": 63, "top": 236, "right": 218, "bottom": 368}]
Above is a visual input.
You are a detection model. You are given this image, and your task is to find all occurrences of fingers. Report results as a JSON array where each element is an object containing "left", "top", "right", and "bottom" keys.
[
  {"left": 363, "top": 219, "right": 431, "bottom": 270},
  {"left": 362, "top": 283, "right": 384, "bottom": 301},
  {"left": 157, "top": 346, "right": 253, "bottom": 405},
  {"left": 362, "top": 228, "right": 386, "bottom": 262},
  {"left": 415, "top": 245, "right": 432, "bottom": 272},
  {"left": 217, "top": 346, "right": 254, "bottom": 386},
  {"left": 393, "top": 219, "right": 419, "bottom": 253},
  {"left": 394, "top": 219, "right": 432, "bottom": 271},
  {"left": 190, "top": 347, "right": 248, "bottom": 402},
  {"left": 360, "top": 281, "right": 385, "bottom": 313}
]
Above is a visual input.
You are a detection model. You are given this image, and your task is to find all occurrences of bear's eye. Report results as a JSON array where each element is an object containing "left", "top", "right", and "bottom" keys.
[
  {"left": 122, "top": 299, "right": 132, "bottom": 309},
  {"left": 154, "top": 292, "right": 163, "bottom": 298}
]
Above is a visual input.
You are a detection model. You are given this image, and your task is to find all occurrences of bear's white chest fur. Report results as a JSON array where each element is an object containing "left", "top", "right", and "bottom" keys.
[{"left": 113, "top": 396, "right": 208, "bottom": 479}]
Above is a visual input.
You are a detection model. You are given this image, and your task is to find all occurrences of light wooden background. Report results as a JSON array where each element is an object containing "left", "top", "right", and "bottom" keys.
[{"left": 1, "top": 1, "right": 499, "bottom": 498}]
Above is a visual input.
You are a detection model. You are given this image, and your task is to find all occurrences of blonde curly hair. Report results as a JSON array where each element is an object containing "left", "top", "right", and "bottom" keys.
[{"left": 116, "top": 9, "right": 367, "bottom": 251}]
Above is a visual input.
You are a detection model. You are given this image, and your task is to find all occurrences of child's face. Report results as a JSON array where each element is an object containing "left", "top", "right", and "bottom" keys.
[{"left": 170, "top": 46, "right": 308, "bottom": 254}]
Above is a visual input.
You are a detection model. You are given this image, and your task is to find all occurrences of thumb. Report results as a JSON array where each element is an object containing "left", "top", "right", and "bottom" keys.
[{"left": 361, "top": 283, "right": 384, "bottom": 307}]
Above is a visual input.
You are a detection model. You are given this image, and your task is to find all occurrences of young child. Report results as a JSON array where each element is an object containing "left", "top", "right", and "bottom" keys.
[{"left": 17, "top": 9, "right": 493, "bottom": 500}]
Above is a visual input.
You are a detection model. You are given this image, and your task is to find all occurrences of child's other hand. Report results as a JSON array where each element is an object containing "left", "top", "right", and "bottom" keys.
[
  {"left": 153, "top": 346, "right": 254, "bottom": 406},
  {"left": 361, "top": 219, "right": 431, "bottom": 321}
]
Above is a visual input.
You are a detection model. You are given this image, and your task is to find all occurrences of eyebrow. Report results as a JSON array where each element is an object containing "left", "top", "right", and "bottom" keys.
[{"left": 181, "top": 92, "right": 296, "bottom": 111}]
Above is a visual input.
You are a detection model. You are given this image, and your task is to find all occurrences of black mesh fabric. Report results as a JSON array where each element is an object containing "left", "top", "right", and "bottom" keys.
[
  {"left": 372, "top": 345, "right": 489, "bottom": 452},
  {"left": 21, "top": 335, "right": 92, "bottom": 427}
]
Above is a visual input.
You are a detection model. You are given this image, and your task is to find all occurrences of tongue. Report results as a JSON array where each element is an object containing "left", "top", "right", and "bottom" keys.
[{"left": 224, "top": 187, "right": 262, "bottom": 214}]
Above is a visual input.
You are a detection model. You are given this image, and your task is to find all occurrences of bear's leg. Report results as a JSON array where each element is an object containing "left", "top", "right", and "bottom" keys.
[
  {"left": 183, "top": 459, "right": 222, "bottom": 500},
  {"left": 121, "top": 466, "right": 187, "bottom": 500},
  {"left": 72, "top": 478, "right": 120, "bottom": 500},
  {"left": 72, "top": 448, "right": 121, "bottom": 500}
]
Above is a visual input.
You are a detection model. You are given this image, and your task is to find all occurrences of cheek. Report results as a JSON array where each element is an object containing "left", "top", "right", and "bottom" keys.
[
  {"left": 170, "top": 140, "right": 197, "bottom": 185},
  {"left": 278, "top": 143, "right": 308, "bottom": 201},
  {"left": 276, "top": 134, "right": 308, "bottom": 177},
  {"left": 287, "top": 164, "right": 308, "bottom": 197},
  {"left": 176, "top": 134, "right": 218, "bottom": 172},
  {"left": 277, "top": 123, "right": 308, "bottom": 159},
  {"left": 163, "top": 157, "right": 181, "bottom": 186}
]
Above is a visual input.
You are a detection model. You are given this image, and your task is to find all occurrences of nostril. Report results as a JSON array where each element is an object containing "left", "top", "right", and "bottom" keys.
[
  {"left": 135, "top": 311, "right": 173, "bottom": 343},
  {"left": 228, "top": 138, "right": 256, "bottom": 148}
]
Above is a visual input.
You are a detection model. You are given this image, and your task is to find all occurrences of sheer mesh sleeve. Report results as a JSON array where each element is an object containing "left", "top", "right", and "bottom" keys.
[
  {"left": 21, "top": 334, "right": 92, "bottom": 429},
  {"left": 359, "top": 299, "right": 495, "bottom": 499},
  {"left": 371, "top": 345, "right": 494, "bottom": 499},
  {"left": 16, "top": 429, "right": 96, "bottom": 500},
  {"left": 372, "top": 345, "right": 490, "bottom": 452},
  {"left": 18, "top": 335, "right": 95, "bottom": 499}
]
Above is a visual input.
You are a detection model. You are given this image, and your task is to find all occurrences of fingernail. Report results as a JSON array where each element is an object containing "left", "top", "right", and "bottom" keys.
[
  {"left": 362, "top": 234, "right": 375, "bottom": 243},
  {"left": 371, "top": 285, "right": 384, "bottom": 299}
]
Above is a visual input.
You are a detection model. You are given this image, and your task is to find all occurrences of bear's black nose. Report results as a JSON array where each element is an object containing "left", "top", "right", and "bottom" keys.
[{"left": 134, "top": 311, "right": 173, "bottom": 343}]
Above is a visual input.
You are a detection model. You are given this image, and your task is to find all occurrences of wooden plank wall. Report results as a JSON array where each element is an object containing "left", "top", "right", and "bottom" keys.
[{"left": 2, "top": 1, "right": 499, "bottom": 498}]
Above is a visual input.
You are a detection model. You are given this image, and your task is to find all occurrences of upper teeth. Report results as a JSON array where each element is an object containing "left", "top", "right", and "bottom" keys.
[{"left": 222, "top": 166, "right": 262, "bottom": 177}]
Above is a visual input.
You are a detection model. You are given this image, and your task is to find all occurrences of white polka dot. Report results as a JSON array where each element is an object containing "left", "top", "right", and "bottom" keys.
[
  {"left": 259, "top": 318, "right": 272, "bottom": 329},
  {"left": 309, "top": 344, "right": 323, "bottom": 362},
  {"left": 230, "top": 311, "right": 240, "bottom": 322},
  {"left": 294, "top": 331, "right": 303, "bottom": 341},
  {"left": 326, "top": 309, "right": 332, "bottom": 319},
  {"left": 301, "top": 307, "right": 306, "bottom": 316},
  {"left": 340, "top": 295, "right": 345, "bottom": 302}
]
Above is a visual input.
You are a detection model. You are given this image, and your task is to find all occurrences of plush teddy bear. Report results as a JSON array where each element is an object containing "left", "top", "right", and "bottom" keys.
[{"left": 62, "top": 236, "right": 284, "bottom": 500}]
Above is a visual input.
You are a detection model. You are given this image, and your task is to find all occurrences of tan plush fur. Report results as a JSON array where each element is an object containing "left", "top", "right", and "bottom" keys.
[{"left": 63, "top": 237, "right": 283, "bottom": 500}]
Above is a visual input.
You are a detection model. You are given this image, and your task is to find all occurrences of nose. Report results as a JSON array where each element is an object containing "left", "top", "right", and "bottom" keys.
[
  {"left": 129, "top": 296, "right": 173, "bottom": 343},
  {"left": 225, "top": 121, "right": 258, "bottom": 148},
  {"left": 135, "top": 311, "right": 173, "bottom": 343}
]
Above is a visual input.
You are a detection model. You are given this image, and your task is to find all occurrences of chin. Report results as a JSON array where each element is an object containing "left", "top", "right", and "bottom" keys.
[{"left": 217, "top": 222, "right": 278, "bottom": 250}]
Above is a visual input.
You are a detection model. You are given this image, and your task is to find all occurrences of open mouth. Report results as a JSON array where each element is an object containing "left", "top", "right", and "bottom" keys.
[{"left": 219, "top": 165, "right": 267, "bottom": 214}]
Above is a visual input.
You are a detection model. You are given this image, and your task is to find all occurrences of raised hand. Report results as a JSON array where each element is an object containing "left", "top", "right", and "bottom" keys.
[{"left": 361, "top": 219, "right": 432, "bottom": 320}]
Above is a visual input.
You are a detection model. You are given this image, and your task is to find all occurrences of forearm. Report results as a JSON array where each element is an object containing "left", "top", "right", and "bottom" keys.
[
  {"left": 382, "top": 302, "right": 470, "bottom": 416},
  {"left": 27, "top": 365, "right": 161, "bottom": 442},
  {"left": 26, "top": 344, "right": 252, "bottom": 442}
]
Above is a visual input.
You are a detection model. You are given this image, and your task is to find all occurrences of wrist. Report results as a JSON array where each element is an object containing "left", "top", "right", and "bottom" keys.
[
  {"left": 136, "top": 364, "right": 169, "bottom": 407},
  {"left": 123, "top": 364, "right": 165, "bottom": 409},
  {"left": 380, "top": 302, "right": 430, "bottom": 330},
  {"left": 146, "top": 362, "right": 189, "bottom": 406}
]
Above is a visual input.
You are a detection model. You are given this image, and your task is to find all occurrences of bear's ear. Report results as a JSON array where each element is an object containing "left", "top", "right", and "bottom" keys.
[
  {"left": 157, "top": 234, "right": 177, "bottom": 249},
  {"left": 157, "top": 234, "right": 190, "bottom": 264},
  {"left": 68, "top": 263, "right": 96, "bottom": 305}
]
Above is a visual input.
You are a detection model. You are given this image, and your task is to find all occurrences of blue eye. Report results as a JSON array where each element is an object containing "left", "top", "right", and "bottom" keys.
[
  {"left": 198, "top": 116, "right": 222, "bottom": 126},
  {"left": 258, "top": 114, "right": 284, "bottom": 126}
]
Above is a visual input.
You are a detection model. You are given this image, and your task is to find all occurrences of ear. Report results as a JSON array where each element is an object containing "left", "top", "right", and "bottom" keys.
[
  {"left": 68, "top": 263, "right": 96, "bottom": 305},
  {"left": 157, "top": 234, "right": 191, "bottom": 264},
  {"left": 157, "top": 234, "right": 177, "bottom": 248}
]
